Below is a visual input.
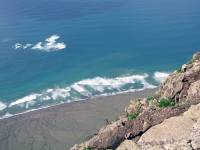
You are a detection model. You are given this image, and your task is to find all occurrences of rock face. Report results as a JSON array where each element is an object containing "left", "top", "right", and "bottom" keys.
[
  {"left": 71, "top": 104, "right": 193, "bottom": 150},
  {"left": 138, "top": 103, "right": 200, "bottom": 150},
  {"left": 116, "top": 140, "right": 140, "bottom": 150},
  {"left": 157, "top": 52, "right": 200, "bottom": 103},
  {"left": 70, "top": 52, "right": 200, "bottom": 150},
  {"left": 138, "top": 116, "right": 195, "bottom": 143}
]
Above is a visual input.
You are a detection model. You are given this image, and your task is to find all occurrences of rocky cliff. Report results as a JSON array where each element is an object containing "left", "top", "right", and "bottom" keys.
[
  {"left": 71, "top": 52, "right": 200, "bottom": 150},
  {"left": 157, "top": 51, "right": 200, "bottom": 103}
]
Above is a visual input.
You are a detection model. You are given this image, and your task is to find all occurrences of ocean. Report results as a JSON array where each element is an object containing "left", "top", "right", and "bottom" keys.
[{"left": 0, "top": 0, "right": 200, "bottom": 118}]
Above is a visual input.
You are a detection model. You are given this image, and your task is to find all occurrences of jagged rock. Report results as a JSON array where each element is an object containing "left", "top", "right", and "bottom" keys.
[
  {"left": 138, "top": 103, "right": 200, "bottom": 150},
  {"left": 190, "top": 119, "right": 200, "bottom": 149},
  {"left": 125, "top": 99, "right": 148, "bottom": 115},
  {"left": 70, "top": 52, "right": 200, "bottom": 150},
  {"left": 70, "top": 104, "right": 191, "bottom": 150},
  {"left": 116, "top": 140, "right": 140, "bottom": 150},
  {"left": 187, "top": 80, "right": 200, "bottom": 101},
  {"left": 138, "top": 116, "right": 195, "bottom": 143},
  {"left": 70, "top": 117, "right": 128, "bottom": 150},
  {"left": 157, "top": 52, "right": 200, "bottom": 102},
  {"left": 183, "top": 103, "right": 200, "bottom": 121}
]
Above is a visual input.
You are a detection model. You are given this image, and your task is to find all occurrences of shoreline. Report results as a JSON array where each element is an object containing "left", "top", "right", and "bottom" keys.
[
  {"left": 0, "top": 87, "right": 158, "bottom": 121},
  {"left": 0, "top": 88, "right": 157, "bottom": 150}
]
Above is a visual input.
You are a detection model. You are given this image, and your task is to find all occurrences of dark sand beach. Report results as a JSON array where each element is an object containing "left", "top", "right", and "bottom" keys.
[{"left": 0, "top": 88, "right": 157, "bottom": 150}]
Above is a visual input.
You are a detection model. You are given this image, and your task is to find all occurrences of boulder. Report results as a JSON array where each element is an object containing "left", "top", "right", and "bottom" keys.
[
  {"left": 187, "top": 80, "right": 200, "bottom": 101},
  {"left": 70, "top": 52, "right": 200, "bottom": 150},
  {"left": 116, "top": 140, "right": 140, "bottom": 150},
  {"left": 138, "top": 103, "right": 200, "bottom": 150},
  {"left": 157, "top": 52, "right": 200, "bottom": 103},
  {"left": 138, "top": 116, "right": 195, "bottom": 144}
]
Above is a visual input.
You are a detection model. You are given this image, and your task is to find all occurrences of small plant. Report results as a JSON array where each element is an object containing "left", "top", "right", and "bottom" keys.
[
  {"left": 147, "top": 96, "right": 154, "bottom": 101},
  {"left": 146, "top": 96, "right": 157, "bottom": 107},
  {"left": 176, "top": 67, "right": 182, "bottom": 73},
  {"left": 127, "top": 112, "right": 139, "bottom": 121},
  {"left": 84, "top": 147, "right": 92, "bottom": 150},
  {"left": 158, "top": 98, "right": 175, "bottom": 108}
]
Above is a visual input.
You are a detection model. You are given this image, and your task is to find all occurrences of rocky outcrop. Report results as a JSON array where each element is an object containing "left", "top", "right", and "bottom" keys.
[
  {"left": 71, "top": 104, "right": 194, "bottom": 150},
  {"left": 70, "top": 52, "right": 200, "bottom": 150},
  {"left": 157, "top": 52, "right": 200, "bottom": 103},
  {"left": 116, "top": 140, "right": 140, "bottom": 150},
  {"left": 138, "top": 103, "right": 200, "bottom": 150}
]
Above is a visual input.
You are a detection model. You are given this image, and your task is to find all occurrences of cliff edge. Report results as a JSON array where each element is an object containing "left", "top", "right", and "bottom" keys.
[{"left": 71, "top": 52, "right": 200, "bottom": 150}]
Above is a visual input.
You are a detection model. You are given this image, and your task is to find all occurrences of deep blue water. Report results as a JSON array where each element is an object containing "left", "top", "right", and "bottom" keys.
[{"left": 0, "top": 0, "right": 200, "bottom": 117}]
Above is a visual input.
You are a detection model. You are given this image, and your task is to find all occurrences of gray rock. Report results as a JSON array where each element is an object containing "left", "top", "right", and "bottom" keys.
[
  {"left": 116, "top": 140, "right": 140, "bottom": 150},
  {"left": 138, "top": 103, "right": 200, "bottom": 150},
  {"left": 157, "top": 52, "right": 200, "bottom": 103}
]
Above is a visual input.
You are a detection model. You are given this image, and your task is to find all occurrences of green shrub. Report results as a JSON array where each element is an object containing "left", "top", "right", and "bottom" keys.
[
  {"left": 84, "top": 147, "right": 92, "bottom": 150},
  {"left": 127, "top": 112, "right": 139, "bottom": 121},
  {"left": 147, "top": 96, "right": 154, "bottom": 101},
  {"left": 158, "top": 98, "right": 175, "bottom": 108},
  {"left": 176, "top": 67, "right": 182, "bottom": 73},
  {"left": 146, "top": 96, "right": 158, "bottom": 107}
]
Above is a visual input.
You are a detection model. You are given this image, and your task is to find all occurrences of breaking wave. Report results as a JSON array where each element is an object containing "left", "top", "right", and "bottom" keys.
[
  {"left": 0, "top": 101, "right": 7, "bottom": 111},
  {"left": 153, "top": 72, "right": 170, "bottom": 83},
  {"left": 0, "top": 72, "right": 169, "bottom": 119}
]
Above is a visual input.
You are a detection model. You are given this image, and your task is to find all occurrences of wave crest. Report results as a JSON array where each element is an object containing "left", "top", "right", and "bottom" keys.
[
  {"left": 153, "top": 72, "right": 170, "bottom": 83},
  {"left": 8, "top": 74, "right": 155, "bottom": 108},
  {"left": 0, "top": 101, "right": 7, "bottom": 111},
  {"left": 0, "top": 73, "right": 160, "bottom": 118}
]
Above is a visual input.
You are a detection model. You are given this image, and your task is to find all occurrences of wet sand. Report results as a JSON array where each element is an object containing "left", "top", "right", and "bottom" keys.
[{"left": 0, "top": 88, "right": 157, "bottom": 150}]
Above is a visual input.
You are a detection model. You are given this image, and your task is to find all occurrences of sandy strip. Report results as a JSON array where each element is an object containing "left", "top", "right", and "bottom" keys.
[{"left": 0, "top": 88, "right": 157, "bottom": 150}]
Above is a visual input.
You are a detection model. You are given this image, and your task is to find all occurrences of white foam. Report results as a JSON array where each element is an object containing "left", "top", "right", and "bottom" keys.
[
  {"left": 0, "top": 101, "right": 7, "bottom": 111},
  {"left": 43, "top": 96, "right": 51, "bottom": 101},
  {"left": 2, "top": 73, "right": 159, "bottom": 119},
  {"left": 12, "top": 35, "right": 66, "bottom": 52},
  {"left": 13, "top": 43, "right": 32, "bottom": 49},
  {"left": 46, "top": 35, "right": 59, "bottom": 43},
  {"left": 7, "top": 74, "right": 157, "bottom": 115},
  {"left": 9, "top": 94, "right": 41, "bottom": 107},
  {"left": 23, "top": 43, "right": 32, "bottom": 49},
  {"left": 154, "top": 72, "right": 170, "bottom": 83},
  {"left": 71, "top": 84, "right": 91, "bottom": 96},
  {"left": 76, "top": 74, "right": 149, "bottom": 90},
  {"left": 32, "top": 35, "right": 66, "bottom": 52},
  {"left": 4, "top": 112, "right": 12, "bottom": 118},
  {"left": 13, "top": 43, "right": 22, "bottom": 49},
  {"left": 47, "top": 89, "right": 53, "bottom": 93},
  {"left": 25, "top": 101, "right": 37, "bottom": 109},
  {"left": 50, "top": 88, "right": 70, "bottom": 100}
]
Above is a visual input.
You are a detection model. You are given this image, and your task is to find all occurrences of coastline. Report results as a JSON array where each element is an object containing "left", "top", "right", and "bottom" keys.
[
  {"left": 0, "top": 87, "right": 158, "bottom": 120},
  {"left": 0, "top": 88, "right": 157, "bottom": 150},
  {"left": 2, "top": 72, "right": 162, "bottom": 118}
]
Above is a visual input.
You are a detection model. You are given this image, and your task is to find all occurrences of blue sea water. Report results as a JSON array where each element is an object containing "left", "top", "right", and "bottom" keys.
[{"left": 0, "top": 0, "right": 200, "bottom": 117}]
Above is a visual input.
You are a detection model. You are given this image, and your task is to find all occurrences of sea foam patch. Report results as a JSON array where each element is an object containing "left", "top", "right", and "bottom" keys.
[
  {"left": 13, "top": 35, "right": 66, "bottom": 52},
  {"left": 9, "top": 93, "right": 42, "bottom": 107},
  {"left": 0, "top": 101, "right": 7, "bottom": 111},
  {"left": 153, "top": 72, "right": 170, "bottom": 83},
  {"left": 13, "top": 43, "right": 32, "bottom": 49},
  {"left": 8, "top": 74, "right": 156, "bottom": 110},
  {"left": 32, "top": 35, "right": 66, "bottom": 52}
]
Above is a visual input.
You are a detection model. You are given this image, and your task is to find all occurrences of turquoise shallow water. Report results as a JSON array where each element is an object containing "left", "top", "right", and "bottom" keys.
[{"left": 0, "top": 0, "right": 200, "bottom": 117}]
